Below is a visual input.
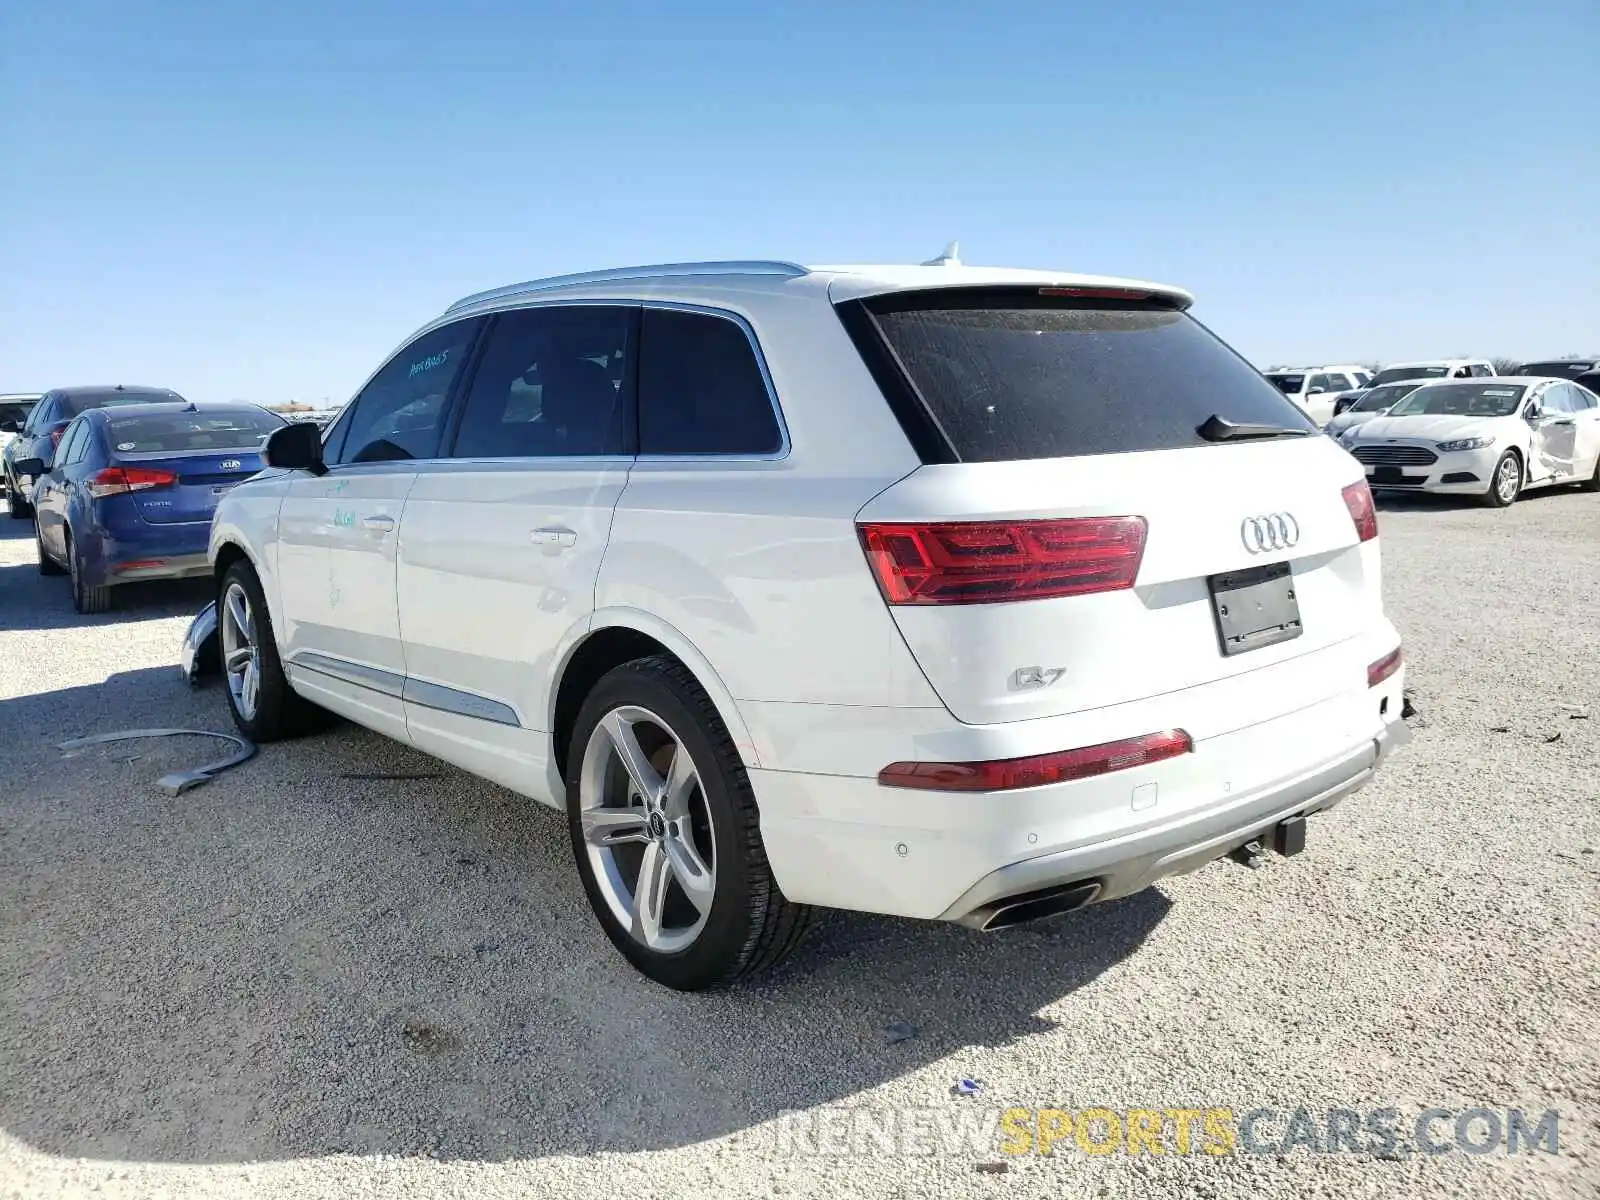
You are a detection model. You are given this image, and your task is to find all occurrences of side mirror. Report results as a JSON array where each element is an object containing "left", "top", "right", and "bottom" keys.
[
  {"left": 1525, "top": 403, "right": 1543, "bottom": 421},
  {"left": 263, "top": 422, "right": 327, "bottom": 475},
  {"left": 0, "top": 419, "right": 17, "bottom": 434},
  {"left": 1307, "top": 386, "right": 1327, "bottom": 395},
  {"left": 14, "top": 457, "right": 45, "bottom": 478}
]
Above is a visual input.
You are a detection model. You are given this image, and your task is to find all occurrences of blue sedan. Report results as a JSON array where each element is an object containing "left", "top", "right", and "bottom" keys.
[{"left": 20, "top": 402, "right": 285, "bottom": 613}]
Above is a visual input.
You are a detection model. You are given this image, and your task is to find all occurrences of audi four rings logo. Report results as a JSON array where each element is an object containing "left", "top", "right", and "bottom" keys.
[
  {"left": 219, "top": 459, "right": 241, "bottom": 470},
  {"left": 1241, "top": 513, "right": 1300, "bottom": 553}
]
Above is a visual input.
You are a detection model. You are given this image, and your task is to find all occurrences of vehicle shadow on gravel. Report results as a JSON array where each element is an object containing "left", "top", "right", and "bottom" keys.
[
  {"left": 1374, "top": 486, "right": 1583, "bottom": 512},
  {"left": 0, "top": 671, "right": 1171, "bottom": 1166},
  {"left": 0, "top": 556, "right": 211, "bottom": 632}
]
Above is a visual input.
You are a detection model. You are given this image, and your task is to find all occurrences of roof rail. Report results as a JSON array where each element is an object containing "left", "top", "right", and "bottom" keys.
[{"left": 444, "top": 260, "right": 810, "bottom": 314}]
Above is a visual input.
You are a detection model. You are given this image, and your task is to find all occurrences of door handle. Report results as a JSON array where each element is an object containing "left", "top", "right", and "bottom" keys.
[
  {"left": 531, "top": 525, "right": 578, "bottom": 548},
  {"left": 1550, "top": 419, "right": 1575, "bottom": 427},
  {"left": 361, "top": 515, "right": 396, "bottom": 534}
]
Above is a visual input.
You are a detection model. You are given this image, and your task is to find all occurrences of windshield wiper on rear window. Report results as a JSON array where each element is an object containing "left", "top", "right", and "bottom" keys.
[{"left": 1196, "top": 414, "right": 1313, "bottom": 442}]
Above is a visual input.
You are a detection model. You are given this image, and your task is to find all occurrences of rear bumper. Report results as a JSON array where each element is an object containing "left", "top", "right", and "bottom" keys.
[
  {"left": 84, "top": 522, "right": 211, "bottom": 586},
  {"left": 937, "top": 715, "right": 1409, "bottom": 927},
  {"left": 107, "top": 551, "right": 211, "bottom": 583},
  {"left": 746, "top": 652, "right": 1409, "bottom": 922}
]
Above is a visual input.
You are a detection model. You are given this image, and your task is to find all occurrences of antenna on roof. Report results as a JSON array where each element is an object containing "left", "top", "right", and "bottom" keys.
[{"left": 922, "top": 241, "right": 961, "bottom": 267}]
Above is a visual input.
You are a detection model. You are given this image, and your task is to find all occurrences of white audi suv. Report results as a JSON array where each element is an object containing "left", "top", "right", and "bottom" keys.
[{"left": 199, "top": 258, "right": 1411, "bottom": 989}]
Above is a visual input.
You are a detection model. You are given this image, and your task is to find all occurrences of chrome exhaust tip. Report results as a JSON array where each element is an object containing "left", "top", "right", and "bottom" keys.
[{"left": 969, "top": 881, "right": 1101, "bottom": 932}]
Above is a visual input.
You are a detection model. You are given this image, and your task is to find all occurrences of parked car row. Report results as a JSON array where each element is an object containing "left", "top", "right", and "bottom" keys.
[
  {"left": 1266, "top": 361, "right": 1499, "bottom": 427},
  {"left": 1263, "top": 365, "right": 1374, "bottom": 426},
  {"left": 2, "top": 387, "right": 285, "bottom": 612},
  {"left": 12, "top": 255, "right": 1588, "bottom": 988}
]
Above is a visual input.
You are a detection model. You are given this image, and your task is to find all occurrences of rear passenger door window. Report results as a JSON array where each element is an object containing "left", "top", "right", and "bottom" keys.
[
  {"left": 24, "top": 398, "right": 53, "bottom": 437},
  {"left": 450, "top": 305, "right": 636, "bottom": 459},
  {"left": 58, "top": 420, "right": 93, "bottom": 468},
  {"left": 638, "top": 308, "right": 783, "bottom": 456},
  {"left": 333, "top": 319, "right": 482, "bottom": 466},
  {"left": 60, "top": 421, "right": 92, "bottom": 467}
]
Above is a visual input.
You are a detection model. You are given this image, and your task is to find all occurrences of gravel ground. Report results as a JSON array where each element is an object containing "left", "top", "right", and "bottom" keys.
[{"left": 1, "top": 489, "right": 1597, "bottom": 1200}]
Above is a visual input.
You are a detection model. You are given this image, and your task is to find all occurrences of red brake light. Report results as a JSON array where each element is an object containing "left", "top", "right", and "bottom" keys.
[
  {"left": 1038, "top": 286, "right": 1153, "bottom": 301},
  {"left": 88, "top": 466, "right": 177, "bottom": 499},
  {"left": 879, "top": 730, "right": 1193, "bottom": 792},
  {"left": 1342, "top": 480, "right": 1378, "bottom": 543},
  {"left": 858, "top": 516, "right": 1147, "bottom": 605},
  {"left": 1368, "top": 647, "right": 1402, "bottom": 688}
]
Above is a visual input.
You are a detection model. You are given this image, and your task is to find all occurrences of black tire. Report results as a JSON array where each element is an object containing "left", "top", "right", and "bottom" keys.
[
  {"left": 66, "top": 530, "right": 114, "bottom": 613},
  {"left": 35, "top": 520, "right": 64, "bottom": 576},
  {"left": 565, "top": 654, "right": 813, "bottom": 990},
  {"left": 7, "top": 478, "right": 31, "bottom": 520},
  {"left": 218, "top": 559, "right": 325, "bottom": 741},
  {"left": 1484, "top": 450, "right": 1521, "bottom": 508}
]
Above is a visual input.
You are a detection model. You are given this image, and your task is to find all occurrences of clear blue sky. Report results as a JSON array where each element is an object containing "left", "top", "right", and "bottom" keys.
[{"left": 3, "top": 0, "right": 1595, "bottom": 403}]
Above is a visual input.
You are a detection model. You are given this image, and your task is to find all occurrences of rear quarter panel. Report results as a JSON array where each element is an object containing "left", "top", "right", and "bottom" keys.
[{"left": 595, "top": 281, "right": 945, "bottom": 717}]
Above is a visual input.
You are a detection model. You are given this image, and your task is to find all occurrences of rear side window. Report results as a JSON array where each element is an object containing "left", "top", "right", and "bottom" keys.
[
  {"left": 25, "top": 399, "right": 56, "bottom": 433},
  {"left": 863, "top": 297, "right": 1312, "bottom": 462},
  {"left": 452, "top": 305, "right": 635, "bottom": 458},
  {"left": 56, "top": 420, "right": 90, "bottom": 467},
  {"left": 638, "top": 308, "right": 782, "bottom": 455},
  {"left": 336, "top": 319, "right": 481, "bottom": 465},
  {"left": 106, "top": 410, "right": 284, "bottom": 454}
]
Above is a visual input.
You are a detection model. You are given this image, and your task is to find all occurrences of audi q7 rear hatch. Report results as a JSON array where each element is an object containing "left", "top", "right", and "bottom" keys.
[{"left": 841, "top": 287, "right": 1382, "bottom": 725}]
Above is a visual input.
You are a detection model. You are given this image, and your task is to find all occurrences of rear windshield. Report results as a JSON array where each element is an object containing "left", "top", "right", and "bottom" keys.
[
  {"left": 1266, "top": 373, "right": 1305, "bottom": 394},
  {"left": 1516, "top": 361, "right": 1594, "bottom": 378},
  {"left": 106, "top": 410, "right": 284, "bottom": 453},
  {"left": 62, "top": 391, "right": 181, "bottom": 416},
  {"left": 1387, "top": 383, "right": 1525, "bottom": 418},
  {"left": 1349, "top": 381, "right": 1426, "bottom": 412},
  {"left": 0, "top": 401, "right": 36, "bottom": 426},
  {"left": 864, "top": 298, "right": 1313, "bottom": 461},
  {"left": 1370, "top": 365, "right": 1451, "bottom": 385}
]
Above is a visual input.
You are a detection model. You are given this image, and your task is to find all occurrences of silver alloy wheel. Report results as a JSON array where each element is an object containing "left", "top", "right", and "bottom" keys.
[
  {"left": 578, "top": 705, "right": 717, "bottom": 953},
  {"left": 1495, "top": 455, "right": 1520, "bottom": 503},
  {"left": 221, "top": 581, "right": 261, "bottom": 721}
]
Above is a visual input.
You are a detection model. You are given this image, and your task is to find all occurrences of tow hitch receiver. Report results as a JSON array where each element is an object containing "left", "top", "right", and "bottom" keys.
[{"left": 1273, "top": 815, "right": 1307, "bottom": 857}]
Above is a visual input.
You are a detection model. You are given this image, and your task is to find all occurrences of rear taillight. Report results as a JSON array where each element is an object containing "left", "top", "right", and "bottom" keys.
[
  {"left": 1368, "top": 647, "right": 1402, "bottom": 688},
  {"left": 1342, "top": 480, "right": 1377, "bottom": 543},
  {"left": 88, "top": 466, "right": 177, "bottom": 499},
  {"left": 857, "top": 516, "right": 1147, "bottom": 605},
  {"left": 879, "top": 730, "right": 1192, "bottom": 792}
]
